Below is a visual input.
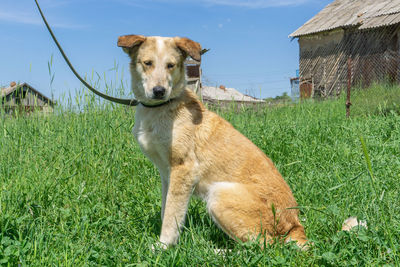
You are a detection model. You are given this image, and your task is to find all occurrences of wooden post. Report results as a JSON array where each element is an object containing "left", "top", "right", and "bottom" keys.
[{"left": 346, "top": 58, "right": 352, "bottom": 118}]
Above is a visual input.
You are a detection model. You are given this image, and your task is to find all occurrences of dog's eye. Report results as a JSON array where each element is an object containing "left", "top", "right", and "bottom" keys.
[
  {"left": 144, "top": 60, "right": 153, "bottom": 66},
  {"left": 167, "top": 63, "right": 175, "bottom": 69}
]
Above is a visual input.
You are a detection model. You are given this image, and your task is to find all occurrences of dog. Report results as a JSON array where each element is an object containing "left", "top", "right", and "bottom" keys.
[{"left": 117, "top": 35, "right": 307, "bottom": 249}]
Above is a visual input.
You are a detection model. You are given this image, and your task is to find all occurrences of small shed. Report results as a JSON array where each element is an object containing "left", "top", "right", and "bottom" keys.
[
  {"left": 290, "top": 0, "right": 400, "bottom": 98},
  {"left": 1, "top": 82, "right": 55, "bottom": 114},
  {"left": 185, "top": 59, "right": 202, "bottom": 98}
]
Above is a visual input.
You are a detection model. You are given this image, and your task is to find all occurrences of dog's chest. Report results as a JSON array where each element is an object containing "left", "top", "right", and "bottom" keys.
[{"left": 133, "top": 109, "right": 172, "bottom": 166}]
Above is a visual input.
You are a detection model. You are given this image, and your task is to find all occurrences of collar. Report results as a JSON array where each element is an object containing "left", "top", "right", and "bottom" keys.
[{"left": 140, "top": 98, "right": 175, "bottom": 108}]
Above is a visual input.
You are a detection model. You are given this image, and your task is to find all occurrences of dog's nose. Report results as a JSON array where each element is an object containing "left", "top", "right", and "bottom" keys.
[{"left": 152, "top": 86, "right": 166, "bottom": 99}]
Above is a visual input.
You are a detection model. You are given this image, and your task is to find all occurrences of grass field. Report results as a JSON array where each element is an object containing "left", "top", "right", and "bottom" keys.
[{"left": 1, "top": 84, "right": 399, "bottom": 266}]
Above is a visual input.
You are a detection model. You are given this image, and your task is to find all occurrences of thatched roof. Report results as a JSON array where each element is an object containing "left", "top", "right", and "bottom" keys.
[{"left": 290, "top": 0, "right": 400, "bottom": 37}]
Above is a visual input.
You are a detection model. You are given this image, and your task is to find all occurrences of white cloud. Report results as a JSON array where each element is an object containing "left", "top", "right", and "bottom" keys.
[
  {"left": 0, "top": 10, "right": 88, "bottom": 29},
  {"left": 0, "top": 11, "right": 42, "bottom": 26},
  {"left": 0, "top": 0, "right": 88, "bottom": 29},
  {"left": 203, "top": 0, "right": 312, "bottom": 8},
  {"left": 119, "top": 0, "right": 313, "bottom": 8}
]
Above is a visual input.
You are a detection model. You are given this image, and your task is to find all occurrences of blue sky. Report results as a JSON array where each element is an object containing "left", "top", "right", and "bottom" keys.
[{"left": 0, "top": 0, "right": 332, "bottom": 100}]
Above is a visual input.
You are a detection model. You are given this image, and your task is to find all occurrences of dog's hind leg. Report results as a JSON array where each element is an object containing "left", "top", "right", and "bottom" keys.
[
  {"left": 206, "top": 182, "right": 307, "bottom": 248},
  {"left": 206, "top": 182, "right": 273, "bottom": 244}
]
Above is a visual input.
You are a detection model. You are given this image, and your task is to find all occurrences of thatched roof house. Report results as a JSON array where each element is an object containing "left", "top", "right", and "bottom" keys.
[
  {"left": 290, "top": 0, "right": 400, "bottom": 98},
  {"left": 1, "top": 82, "right": 55, "bottom": 114}
]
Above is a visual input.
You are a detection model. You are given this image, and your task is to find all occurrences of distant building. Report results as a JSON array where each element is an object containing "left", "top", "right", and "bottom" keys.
[
  {"left": 185, "top": 59, "right": 202, "bottom": 98},
  {"left": 290, "top": 0, "right": 400, "bottom": 98},
  {"left": 202, "top": 86, "right": 264, "bottom": 107},
  {"left": 290, "top": 70, "right": 301, "bottom": 100},
  {"left": 1, "top": 82, "right": 55, "bottom": 114}
]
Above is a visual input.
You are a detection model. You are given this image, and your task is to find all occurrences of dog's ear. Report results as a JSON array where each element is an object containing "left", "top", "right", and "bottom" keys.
[
  {"left": 118, "top": 35, "right": 146, "bottom": 53},
  {"left": 174, "top": 37, "right": 202, "bottom": 61}
]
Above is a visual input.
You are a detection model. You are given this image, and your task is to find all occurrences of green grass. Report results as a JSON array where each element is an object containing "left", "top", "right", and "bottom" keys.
[
  {"left": 351, "top": 82, "right": 400, "bottom": 116},
  {"left": 1, "top": 85, "right": 399, "bottom": 266}
]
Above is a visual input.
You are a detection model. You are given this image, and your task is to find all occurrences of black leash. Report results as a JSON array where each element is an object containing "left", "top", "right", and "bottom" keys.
[
  {"left": 34, "top": 0, "right": 139, "bottom": 106},
  {"left": 141, "top": 99, "right": 174, "bottom": 108},
  {"left": 34, "top": 0, "right": 209, "bottom": 108}
]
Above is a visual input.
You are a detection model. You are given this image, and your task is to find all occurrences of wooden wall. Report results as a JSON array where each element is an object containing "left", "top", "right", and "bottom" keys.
[
  {"left": 2, "top": 85, "right": 50, "bottom": 107},
  {"left": 298, "top": 25, "right": 400, "bottom": 98},
  {"left": 1, "top": 85, "right": 53, "bottom": 114}
]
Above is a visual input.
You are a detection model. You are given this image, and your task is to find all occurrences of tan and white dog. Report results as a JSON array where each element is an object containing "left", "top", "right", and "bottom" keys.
[{"left": 118, "top": 35, "right": 307, "bottom": 249}]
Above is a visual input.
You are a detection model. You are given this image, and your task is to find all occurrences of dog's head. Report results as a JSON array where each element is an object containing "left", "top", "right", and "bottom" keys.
[{"left": 118, "top": 35, "right": 201, "bottom": 105}]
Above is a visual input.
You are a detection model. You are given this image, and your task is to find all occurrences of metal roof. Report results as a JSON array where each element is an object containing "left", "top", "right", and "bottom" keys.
[
  {"left": 202, "top": 86, "right": 264, "bottom": 102},
  {"left": 290, "top": 0, "right": 400, "bottom": 37},
  {"left": 0, "top": 85, "right": 16, "bottom": 97}
]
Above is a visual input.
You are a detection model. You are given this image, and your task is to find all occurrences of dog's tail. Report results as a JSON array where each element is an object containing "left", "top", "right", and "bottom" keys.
[
  {"left": 284, "top": 224, "right": 308, "bottom": 249},
  {"left": 284, "top": 217, "right": 368, "bottom": 250}
]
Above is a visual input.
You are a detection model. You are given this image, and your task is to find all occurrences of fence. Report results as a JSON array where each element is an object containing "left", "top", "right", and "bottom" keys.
[{"left": 298, "top": 25, "right": 400, "bottom": 99}]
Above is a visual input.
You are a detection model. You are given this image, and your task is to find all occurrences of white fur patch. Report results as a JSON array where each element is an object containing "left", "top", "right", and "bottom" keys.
[
  {"left": 157, "top": 38, "right": 165, "bottom": 54},
  {"left": 206, "top": 182, "right": 236, "bottom": 212}
]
